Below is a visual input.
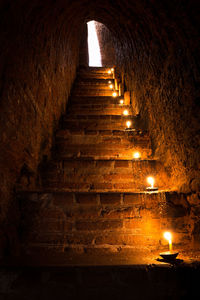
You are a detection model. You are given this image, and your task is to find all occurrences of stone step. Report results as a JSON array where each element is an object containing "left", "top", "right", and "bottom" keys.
[
  {"left": 63, "top": 114, "right": 134, "bottom": 121},
  {"left": 53, "top": 145, "right": 152, "bottom": 160},
  {"left": 41, "top": 159, "right": 168, "bottom": 190},
  {"left": 78, "top": 68, "right": 114, "bottom": 79},
  {"left": 56, "top": 129, "right": 148, "bottom": 138},
  {"left": 70, "top": 96, "right": 122, "bottom": 105},
  {"left": 72, "top": 89, "right": 115, "bottom": 97},
  {"left": 75, "top": 78, "right": 114, "bottom": 87},
  {"left": 61, "top": 116, "right": 142, "bottom": 131},
  {"left": 0, "top": 265, "right": 197, "bottom": 300},
  {"left": 19, "top": 191, "right": 189, "bottom": 255},
  {"left": 55, "top": 133, "right": 150, "bottom": 149},
  {"left": 67, "top": 104, "right": 130, "bottom": 115}
]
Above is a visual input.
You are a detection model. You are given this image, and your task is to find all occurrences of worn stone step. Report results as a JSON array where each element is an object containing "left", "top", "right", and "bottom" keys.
[
  {"left": 70, "top": 96, "right": 122, "bottom": 105},
  {"left": 55, "top": 135, "right": 150, "bottom": 150},
  {"left": 72, "top": 89, "right": 114, "bottom": 97},
  {"left": 75, "top": 78, "right": 114, "bottom": 87},
  {"left": 67, "top": 104, "right": 130, "bottom": 115},
  {"left": 0, "top": 264, "right": 197, "bottom": 300},
  {"left": 19, "top": 191, "right": 189, "bottom": 255},
  {"left": 53, "top": 145, "right": 152, "bottom": 160},
  {"left": 56, "top": 129, "right": 148, "bottom": 139},
  {"left": 63, "top": 113, "right": 131, "bottom": 120},
  {"left": 42, "top": 159, "right": 168, "bottom": 190},
  {"left": 78, "top": 68, "right": 114, "bottom": 79},
  {"left": 61, "top": 116, "right": 142, "bottom": 131}
]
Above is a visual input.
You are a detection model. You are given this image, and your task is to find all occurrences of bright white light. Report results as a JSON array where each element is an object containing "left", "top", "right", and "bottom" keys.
[
  {"left": 87, "top": 21, "right": 102, "bottom": 67},
  {"left": 112, "top": 92, "right": 117, "bottom": 97},
  {"left": 119, "top": 99, "right": 124, "bottom": 105},
  {"left": 164, "top": 232, "right": 172, "bottom": 242},
  {"left": 123, "top": 109, "right": 129, "bottom": 116},
  {"left": 147, "top": 176, "right": 155, "bottom": 188},
  {"left": 133, "top": 152, "right": 141, "bottom": 159},
  {"left": 109, "top": 84, "right": 113, "bottom": 89},
  {"left": 126, "top": 121, "right": 131, "bottom": 128}
]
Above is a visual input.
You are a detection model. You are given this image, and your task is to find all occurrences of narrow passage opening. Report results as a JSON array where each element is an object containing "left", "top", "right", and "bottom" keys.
[{"left": 87, "top": 20, "right": 102, "bottom": 67}]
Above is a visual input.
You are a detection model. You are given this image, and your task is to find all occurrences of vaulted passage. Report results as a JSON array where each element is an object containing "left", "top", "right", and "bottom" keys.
[{"left": 0, "top": 0, "right": 200, "bottom": 298}]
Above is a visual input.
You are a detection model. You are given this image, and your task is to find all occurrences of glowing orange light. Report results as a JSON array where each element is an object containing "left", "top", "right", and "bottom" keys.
[
  {"left": 108, "top": 80, "right": 111, "bottom": 84},
  {"left": 112, "top": 92, "right": 117, "bottom": 97},
  {"left": 133, "top": 152, "right": 141, "bottom": 159},
  {"left": 164, "top": 231, "right": 172, "bottom": 251},
  {"left": 108, "top": 70, "right": 112, "bottom": 74},
  {"left": 109, "top": 84, "right": 113, "bottom": 89},
  {"left": 119, "top": 99, "right": 124, "bottom": 105},
  {"left": 111, "top": 68, "right": 114, "bottom": 72},
  {"left": 147, "top": 176, "right": 155, "bottom": 188},
  {"left": 123, "top": 109, "right": 129, "bottom": 116},
  {"left": 126, "top": 120, "right": 131, "bottom": 128}
]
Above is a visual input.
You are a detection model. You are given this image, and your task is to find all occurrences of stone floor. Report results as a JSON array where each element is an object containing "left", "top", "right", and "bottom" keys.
[{"left": 1, "top": 250, "right": 200, "bottom": 299}]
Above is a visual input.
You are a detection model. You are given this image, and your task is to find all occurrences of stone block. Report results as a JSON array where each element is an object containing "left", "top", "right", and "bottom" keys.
[{"left": 100, "top": 193, "right": 121, "bottom": 205}]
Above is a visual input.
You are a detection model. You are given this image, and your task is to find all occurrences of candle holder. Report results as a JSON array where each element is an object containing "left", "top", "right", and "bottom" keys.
[
  {"left": 159, "top": 232, "right": 179, "bottom": 261},
  {"left": 159, "top": 251, "right": 179, "bottom": 261},
  {"left": 146, "top": 186, "right": 158, "bottom": 191}
]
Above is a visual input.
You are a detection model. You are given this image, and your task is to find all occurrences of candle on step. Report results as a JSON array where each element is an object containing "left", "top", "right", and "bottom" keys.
[
  {"left": 112, "top": 92, "right": 117, "bottom": 97},
  {"left": 119, "top": 99, "right": 124, "bottom": 105},
  {"left": 123, "top": 109, "right": 129, "bottom": 116},
  {"left": 108, "top": 70, "right": 112, "bottom": 74},
  {"left": 146, "top": 176, "right": 158, "bottom": 191},
  {"left": 108, "top": 80, "right": 112, "bottom": 84},
  {"left": 159, "top": 231, "right": 179, "bottom": 260},
  {"left": 133, "top": 151, "right": 141, "bottom": 160},
  {"left": 126, "top": 120, "right": 131, "bottom": 128},
  {"left": 109, "top": 84, "right": 113, "bottom": 89},
  {"left": 164, "top": 231, "right": 172, "bottom": 251}
]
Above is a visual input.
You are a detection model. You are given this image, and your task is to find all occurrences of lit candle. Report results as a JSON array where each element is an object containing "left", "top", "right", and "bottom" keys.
[
  {"left": 108, "top": 80, "right": 111, "bottom": 84},
  {"left": 133, "top": 151, "right": 141, "bottom": 159},
  {"left": 111, "top": 68, "right": 114, "bottom": 72},
  {"left": 112, "top": 92, "right": 117, "bottom": 97},
  {"left": 119, "top": 99, "right": 124, "bottom": 105},
  {"left": 126, "top": 120, "right": 131, "bottom": 128},
  {"left": 164, "top": 232, "right": 172, "bottom": 252},
  {"left": 146, "top": 176, "right": 158, "bottom": 191},
  {"left": 147, "top": 176, "right": 154, "bottom": 188},
  {"left": 109, "top": 84, "right": 113, "bottom": 89},
  {"left": 123, "top": 109, "right": 129, "bottom": 116},
  {"left": 108, "top": 70, "right": 112, "bottom": 74}
]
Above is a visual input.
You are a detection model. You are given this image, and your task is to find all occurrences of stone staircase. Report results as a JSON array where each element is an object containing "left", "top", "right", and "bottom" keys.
[{"left": 19, "top": 67, "right": 190, "bottom": 263}]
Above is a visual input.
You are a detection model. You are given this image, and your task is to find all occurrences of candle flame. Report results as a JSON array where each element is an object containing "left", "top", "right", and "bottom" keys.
[
  {"left": 112, "top": 92, "right": 117, "bottom": 97},
  {"left": 109, "top": 84, "right": 113, "bottom": 89},
  {"left": 164, "top": 231, "right": 172, "bottom": 242},
  {"left": 147, "top": 176, "right": 155, "bottom": 188},
  {"left": 108, "top": 70, "right": 112, "bottom": 74},
  {"left": 119, "top": 99, "right": 124, "bottom": 105},
  {"left": 133, "top": 152, "right": 141, "bottom": 159},
  {"left": 111, "top": 68, "right": 114, "bottom": 72},
  {"left": 164, "top": 231, "right": 172, "bottom": 251},
  {"left": 126, "top": 121, "right": 131, "bottom": 128},
  {"left": 123, "top": 109, "right": 129, "bottom": 116}
]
